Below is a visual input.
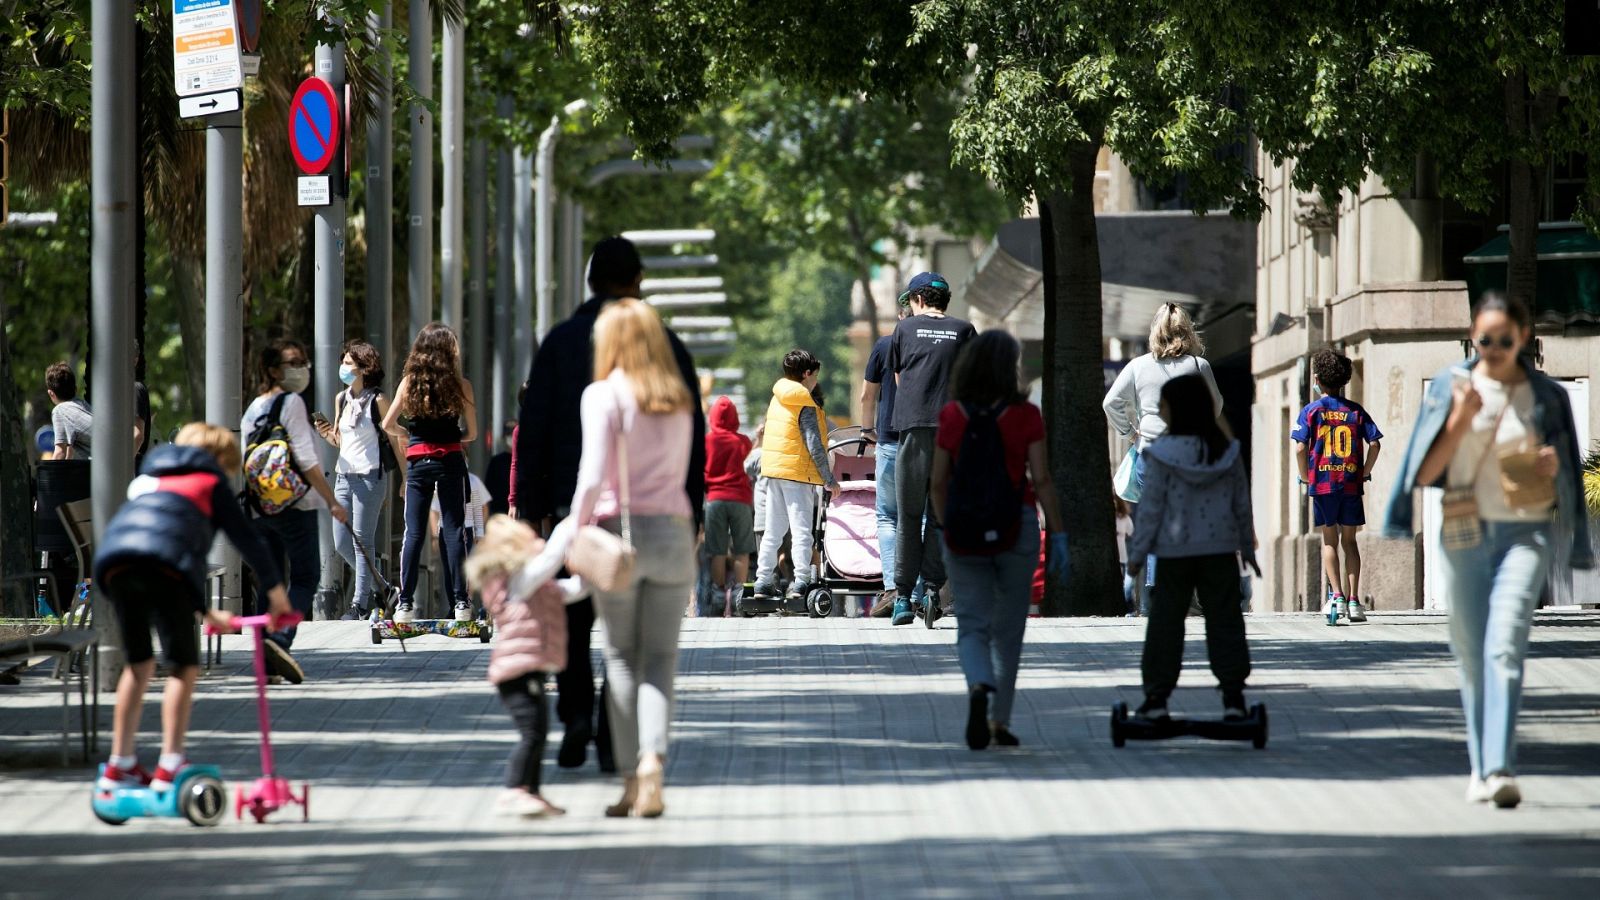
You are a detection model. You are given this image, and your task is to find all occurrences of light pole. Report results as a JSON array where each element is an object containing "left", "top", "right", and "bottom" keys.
[{"left": 535, "top": 99, "right": 588, "bottom": 341}]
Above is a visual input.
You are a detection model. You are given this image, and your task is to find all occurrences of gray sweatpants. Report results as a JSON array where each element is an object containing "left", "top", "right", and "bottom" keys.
[
  {"left": 594, "top": 514, "right": 695, "bottom": 770},
  {"left": 895, "top": 427, "right": 946, "bottom": 597}
]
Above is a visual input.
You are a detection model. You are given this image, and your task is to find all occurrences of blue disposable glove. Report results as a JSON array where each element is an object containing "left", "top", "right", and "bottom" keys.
[{"left": 1047, "top": 532, "right": 1070, "bottom": 581}]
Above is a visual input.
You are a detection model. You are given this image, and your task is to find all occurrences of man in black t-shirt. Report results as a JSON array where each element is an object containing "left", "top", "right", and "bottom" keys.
[{"left": 886, "top": 272, "right": 975, "bottom": 625}]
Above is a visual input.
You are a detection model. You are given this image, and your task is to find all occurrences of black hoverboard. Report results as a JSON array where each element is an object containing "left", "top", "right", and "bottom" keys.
[{"left": 1109, "top": 701, "right": 1268, "bottom": 749}]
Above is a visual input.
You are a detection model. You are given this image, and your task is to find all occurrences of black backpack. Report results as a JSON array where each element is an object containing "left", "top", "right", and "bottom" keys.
[{"left": 942, "top": 402, "right": 1023, "bottom": 556}]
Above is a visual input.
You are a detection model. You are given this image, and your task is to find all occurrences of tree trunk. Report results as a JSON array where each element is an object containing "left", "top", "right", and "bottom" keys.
[
  {"left": 1503, "top": 71, "right": 1540, "bottom": 310},
  {"left": 0, "top": 281, "right": 36, "bottom": 615},
  {"left": 172, "top": 254, "right": 208, "bottom": 421},
  {"left": 1041, "top": 141, "right": 1124, "bottom": 617},
  {"left": 847, "top": 215, "right": 882, "bottom": 343}
]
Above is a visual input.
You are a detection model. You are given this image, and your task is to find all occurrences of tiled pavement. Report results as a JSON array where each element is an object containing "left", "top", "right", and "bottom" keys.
[{"left": 3, "top": 612, "right": 1600, "bottom": 898}]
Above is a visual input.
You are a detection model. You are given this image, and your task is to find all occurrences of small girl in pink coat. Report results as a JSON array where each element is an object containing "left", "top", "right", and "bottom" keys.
[{"left": 465, "top": 516, "right": 587, "bottom": 818}]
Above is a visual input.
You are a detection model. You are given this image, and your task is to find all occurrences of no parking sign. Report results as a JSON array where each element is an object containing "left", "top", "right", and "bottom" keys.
[{"left": 288, "top": 78, "right": 340, "bottom": 175}]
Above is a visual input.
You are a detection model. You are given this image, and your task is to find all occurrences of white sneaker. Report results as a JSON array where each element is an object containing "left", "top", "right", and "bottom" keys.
[
  {"left": 1347, "top": 598, "right": 1368, "bottom": 623},
  {"left": 394, "top": 602, "right": 416, "bottom": 623},
  {"left": 1465, "top": 776, "right": 1491, "bottom": 803},
  {"left": 494, "top": 789, "right": 545, "bottom": 816},
  {"left": 1486, "top": 774, "right": 1521, "bottom": 809},
  {"left": 453, "top": 600, "right": 473, "bottom": 623}
]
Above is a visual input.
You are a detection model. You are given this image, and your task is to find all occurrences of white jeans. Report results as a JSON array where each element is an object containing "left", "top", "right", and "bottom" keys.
[{"left": 755, "top": 478, "right": 819, "bottom": 587}]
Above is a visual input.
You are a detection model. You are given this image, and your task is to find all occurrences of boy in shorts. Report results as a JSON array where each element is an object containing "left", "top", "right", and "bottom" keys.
[
  {"left": 93, "top": 423, "right": 291, "bottom": 792},
  {"left": 705, "top": 397, "right": 756, "bottom": 615},
  {"left": 1291, "top": 349, "right": 1383, "bottom": 623}
]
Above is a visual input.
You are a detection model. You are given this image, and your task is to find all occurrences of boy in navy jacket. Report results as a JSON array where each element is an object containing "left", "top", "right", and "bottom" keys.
[{"left": 93, "top": 424, "right": 290, "bottom": 793}]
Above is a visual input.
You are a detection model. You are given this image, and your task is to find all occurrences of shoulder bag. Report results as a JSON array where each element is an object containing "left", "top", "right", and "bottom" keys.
[
  {"left": 1439, "top": 404, "right": 1509, "bottom": 551},
  {"left": 566, "top": 396, "right": 637, "bottom": 592}
]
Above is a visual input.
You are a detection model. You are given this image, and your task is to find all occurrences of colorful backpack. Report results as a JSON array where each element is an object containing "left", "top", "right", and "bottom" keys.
[{"left": 243, "top": 393, "right": 309, "bottom": 515}]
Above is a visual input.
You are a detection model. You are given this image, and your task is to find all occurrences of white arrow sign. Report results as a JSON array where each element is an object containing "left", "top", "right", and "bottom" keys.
[{"left": 178, "top": 89, "right": 241, "bottom": 119}]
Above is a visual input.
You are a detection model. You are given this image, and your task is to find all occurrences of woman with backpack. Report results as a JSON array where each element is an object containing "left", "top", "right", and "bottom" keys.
[
  {"left": 930, "top": 330, "right": 1069, "bottom": 750},
  {"left": 382, "top": 323, "right": 478, "bottom": 624},
  {"left": 1126, "top": 374, "right": 1259, "bottom": 725},
  {"left": 241, "top": 338, "right": 350, "bottom": 682},
  {"left": 315, "top": 340, "right": 405, "bottom": 620}
]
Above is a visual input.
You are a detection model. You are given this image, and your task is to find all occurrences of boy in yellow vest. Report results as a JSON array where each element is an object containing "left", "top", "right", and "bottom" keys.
[{"left": 748, "top": 349, "right": 841, "bottom": 615}]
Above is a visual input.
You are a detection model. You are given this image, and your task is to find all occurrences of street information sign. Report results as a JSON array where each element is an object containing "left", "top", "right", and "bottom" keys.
[
  {"left": 172, "top": 0, "right": 244, "bottom": 97},
  {"left": 297, "top": 176, "right": 331, "bottom": 207},
  {"left": 178, "top": 90, "right": 241, "bottom": 119},
  {"left": 287, "top": 78, "right": 341, "bottom": 176}
]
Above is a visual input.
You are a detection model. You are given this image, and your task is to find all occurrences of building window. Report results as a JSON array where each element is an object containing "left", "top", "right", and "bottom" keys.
[{"left": 1547, "top": 152, "right": 1588, "bottom": 223}]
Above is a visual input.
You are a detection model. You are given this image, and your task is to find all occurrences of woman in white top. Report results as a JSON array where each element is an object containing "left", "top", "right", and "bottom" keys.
[
  {"left": 241, "top": 339, "right": 349, "bottom": 672},
  {"left": 544, "top": 298, "right": 695, "bottom": 819},
  {"left": 316, "top": 340, "right": 404, "bottom": 620}
]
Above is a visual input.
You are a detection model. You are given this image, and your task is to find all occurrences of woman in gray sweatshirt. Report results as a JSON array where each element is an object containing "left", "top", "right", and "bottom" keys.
[{"left": 1127, "top": 374, "right": 1259, "bottom": 724}]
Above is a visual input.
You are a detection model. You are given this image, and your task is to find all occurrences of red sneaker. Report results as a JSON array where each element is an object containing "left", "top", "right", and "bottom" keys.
[
  {"left": 96, "top": 763, "right": 153, "bottom": 792},
  {"left": 150, "top": 762, "right": 188, "bottom": 792}
]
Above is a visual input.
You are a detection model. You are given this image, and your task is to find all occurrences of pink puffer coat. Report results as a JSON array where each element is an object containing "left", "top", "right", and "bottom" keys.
[{"left": 481, "top": 573, "right": 568, "bottom": 685}]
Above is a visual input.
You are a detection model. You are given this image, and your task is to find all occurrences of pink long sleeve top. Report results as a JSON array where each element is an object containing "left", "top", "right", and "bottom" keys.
[{"left": 568, "top": 369, "right": 693, "bottom": 526}]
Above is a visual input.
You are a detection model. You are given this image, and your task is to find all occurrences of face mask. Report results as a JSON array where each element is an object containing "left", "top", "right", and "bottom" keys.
[
  {"left": 280, "top": 365, "right": 311, "bottom": 394},
  {"left": 339, "top": 364, "right": 358, "bottom": 386}
]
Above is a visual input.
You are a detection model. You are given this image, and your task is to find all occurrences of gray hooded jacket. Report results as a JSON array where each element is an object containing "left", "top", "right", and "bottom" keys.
[{"left": 1127, "top": 435, "right": 1256, "bottom": 565}]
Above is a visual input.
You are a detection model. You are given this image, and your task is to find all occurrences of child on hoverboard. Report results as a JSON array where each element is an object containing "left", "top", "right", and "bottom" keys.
[
  {"left": 465, "top": 515, "right": 589, "bottom": 818},
  {"left": 1126, "top": 376, "right": 1260, "bottom": 723},
  {"left": 93, "top": 423, "right": 292, "bottom": 793}
]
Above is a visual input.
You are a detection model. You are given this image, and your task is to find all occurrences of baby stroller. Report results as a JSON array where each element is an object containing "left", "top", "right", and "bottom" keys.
[{"left": 795, "top": 426, "right": 884, "bottom": 618}]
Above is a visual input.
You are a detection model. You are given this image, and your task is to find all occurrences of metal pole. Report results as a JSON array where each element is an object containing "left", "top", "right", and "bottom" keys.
[
  {"left": 572, "top": 201, "right": 587, "bottom": 309},
  {"left": 558, "top": 195, "right": 577, "bottom": 315},
  {"left": 493, "top": 103, "right": 514, "bottom": 455},
  {"left": 513, "top": 148, "right": 534, "bottom": 388},
  {"left": 407, "top": 0, "right": 433, "bottom": 338},
  {"left": 535, "top": 116, "right": 559, "bottom": 341},
  {"left": 204, "top": 108, "right": 244, "bottom": 616},
  {"left": 366, "top": 3, "right": 393, "bottom": 367},
  {"left": 91, "top": 0, "right": 136, "bottom": 685},
  {"left": 467, "top": 136, "right": 488, "bottom": 469},
  {"left": 313, "top": 37, "right": 347, "bottom": 617},
  {"left": 440, "top": 11, "right": 464, "bottom": 331}
]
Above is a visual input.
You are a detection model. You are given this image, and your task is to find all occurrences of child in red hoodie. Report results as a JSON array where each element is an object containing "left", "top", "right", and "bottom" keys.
[{"left": 704, "top": 396, "right": 755, "bottom": 614}]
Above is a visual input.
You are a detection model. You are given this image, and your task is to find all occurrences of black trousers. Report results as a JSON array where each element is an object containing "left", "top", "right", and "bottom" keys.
[
  {"left": 1141, "top": 554, "right": 1251, "bottom": 699},
  {"left": 557, "top": 597, "right": 609, "bottom": 743},
  {"left": 497, "top": 672, "right": 550, "bottom": 792}
]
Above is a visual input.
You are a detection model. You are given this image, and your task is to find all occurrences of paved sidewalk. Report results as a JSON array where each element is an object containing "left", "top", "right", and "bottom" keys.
[{"left": 3, "top": 612, "right": 1600, "bottom": 898}]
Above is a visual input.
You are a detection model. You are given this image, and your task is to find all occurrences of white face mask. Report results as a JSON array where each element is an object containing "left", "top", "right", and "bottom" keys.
[{"left": 280, "top": 365, "right": 311, "bottom": 394}]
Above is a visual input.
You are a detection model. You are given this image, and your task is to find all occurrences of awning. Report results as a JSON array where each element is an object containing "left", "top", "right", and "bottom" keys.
[{"left": 1463, "top": 223, "right": 1600, "bottom": 324}]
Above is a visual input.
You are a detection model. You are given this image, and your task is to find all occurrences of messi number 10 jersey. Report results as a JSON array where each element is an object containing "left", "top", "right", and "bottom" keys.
[{"left": 1291, "top": 396, "right": 1383, "bottom": 495}]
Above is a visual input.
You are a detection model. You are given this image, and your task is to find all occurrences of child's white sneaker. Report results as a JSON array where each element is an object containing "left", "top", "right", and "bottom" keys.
[{"left": 1347, "top": 598, "right": 1368, "bottom": 623}]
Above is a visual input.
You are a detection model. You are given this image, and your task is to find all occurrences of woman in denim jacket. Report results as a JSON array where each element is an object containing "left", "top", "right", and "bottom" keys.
[{"left": 1384, "top": 292, "right": 1593, "bottom": 810}]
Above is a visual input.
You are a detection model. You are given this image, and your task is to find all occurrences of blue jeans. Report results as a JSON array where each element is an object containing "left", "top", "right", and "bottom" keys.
[
  {"left": 333, "top": 470, "right": 385, "bottom": 608},
  {"left": 1442, "top": 520, "right": 1553, "bottom": 777},
  {"left": 874, "top": 441, "right": 924, "bottom": 603},
  {"left": 401, "top": 453, "right": 468, "bottom": 605},
  {"left": 255, "top": 508, "right": 320, "bottom": 649},
  {"left": 945, "top": 509, "right": 1040, "bottom": 726},
  {"left": 1131, "top": 449, "right": 1156, "bottom": 587}
]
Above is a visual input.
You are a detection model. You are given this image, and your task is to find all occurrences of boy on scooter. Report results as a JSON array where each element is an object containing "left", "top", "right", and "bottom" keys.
[{"left": 93, "top": 423, "right": 292, "bottom": 793}]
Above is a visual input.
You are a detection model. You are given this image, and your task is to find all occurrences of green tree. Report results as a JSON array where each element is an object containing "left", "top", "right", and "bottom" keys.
[{"left": 727, "top": 251, "right": 856, "bottom": 422}]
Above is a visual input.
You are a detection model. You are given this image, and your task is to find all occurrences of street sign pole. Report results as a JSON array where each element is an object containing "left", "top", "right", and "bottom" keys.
[
  {"left": 204, "top": 108, "right": 244, "bottom": 616},
  {"left": 514, "top": 149, "right": 533, "bottom": 392},
  {"left": 408, "top": 0, "right": 433, "bottom": 339},
  {"left": 366, "top": 3, "right": 396, "bottom": 572},
  {"left": 91, "top": 0, "right": 137, "bottom": 687},
  {"left": 441, "top": 11, "right": 465, "bottom": 333},
  {"left": 492, "top": 95, "right": 515, "bottom": 458},
  {"left": 314, "top": 36, "right": 347, "bottom": 617}
]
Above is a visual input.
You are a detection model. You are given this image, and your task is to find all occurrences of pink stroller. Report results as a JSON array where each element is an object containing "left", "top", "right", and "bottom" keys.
[{"left": 795, "top": 426, "right": 883, "bottom": 617}]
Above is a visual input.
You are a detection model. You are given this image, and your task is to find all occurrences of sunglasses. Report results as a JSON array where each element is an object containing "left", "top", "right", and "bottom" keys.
[{"left": 1475, "top": 334, "right": 1516, "bottom": 351}]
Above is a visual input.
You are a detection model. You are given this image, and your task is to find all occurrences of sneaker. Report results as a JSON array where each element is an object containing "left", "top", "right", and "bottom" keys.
[
  {"left": 966, "top": 686, "right": 992, "bottom": 750},
  {"left": 870, "top": 592, "right": 896, "bottom": 618},
  {"left": 96, "top": 763, "right": 153, "bottom": 792},
  {"left": 1134, "top": 697, "right": 1170, "bottom": 722},
  {"left": 394, "top": 602, "right": 416, "bottom": 623},
  {"left": 751, "top": 581, "right": 778, "bottom": 599},
  {"left": 340, "top": 601, "right": 368, "bottom": 622},
  {"left": 1486, "top": 774, "right": 1521, "bottom": 809},
  {"left": 494, "top": 788, "right": 563, "bottom": 818},
  {"left": 1347, "top": 598, "right": 1368, "bottom": 623},
  {"left": 1325, "top": 595, "right": 1345, "bottom": 626},
  {"left": 1465, "top": 776, "right": 1492, "bottom": 803},
  {"left": 149, "top": 761, "right": 187, "bottom": 792},
  {"left": 454, "top": 600, "right": 473, "bottom": 622},
  {"left": 992, "top": 725, "right": 1020, "bottom": 748},
  {"left": 262, "top": 639, "right": 305, "bottom": 685},
  {"left": 1221, "top": 689, "right": 1248, "bottom": 721},
  {"left": 891, "top": 598, "right": 914, "bottom": 626}
]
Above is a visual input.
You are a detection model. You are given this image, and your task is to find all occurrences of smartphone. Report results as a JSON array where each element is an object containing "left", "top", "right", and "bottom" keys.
[
  {"left": 312, "top": 411, "right": 331, "bottom": 429},
  {"left": 1449, "top": 367, "right": 1472, "bottom": 389}
]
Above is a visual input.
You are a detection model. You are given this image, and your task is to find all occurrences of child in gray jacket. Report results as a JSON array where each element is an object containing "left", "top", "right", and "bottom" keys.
[{"left": 1127, "top": 374, "right": 1260, "bottom": 723}]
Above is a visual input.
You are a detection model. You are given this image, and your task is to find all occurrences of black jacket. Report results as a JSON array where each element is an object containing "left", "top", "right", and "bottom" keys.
[
  {"left": 515, "top": 295, "right": 706, "bottom": 525},
  {"left": 94, "top": 445, "right": 284, "bottom": 607}
]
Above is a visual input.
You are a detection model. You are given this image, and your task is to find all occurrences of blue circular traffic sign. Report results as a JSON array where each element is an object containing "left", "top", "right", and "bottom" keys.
[{"left": 288, "top": 78, "right": 340, "bottom": 175}]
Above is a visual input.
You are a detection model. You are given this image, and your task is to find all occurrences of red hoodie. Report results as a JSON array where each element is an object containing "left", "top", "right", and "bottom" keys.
[{"left": 704, "top": 396, "right": 754, "bottom": 505}]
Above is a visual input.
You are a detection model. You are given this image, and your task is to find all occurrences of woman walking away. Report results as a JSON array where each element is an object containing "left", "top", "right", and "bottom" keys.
[
  {"left": 1127, "top": 374, "right": 1259, "bottom": 724},
  {"left": 316, "top": 340, "right": 404, "bottom": 620},
  {"left": 1384, "top": 292, "right": 1592, "bottom": 809},
  {"left": 466, "top": 515, "right": 587, "bottom": 819},
  {"left": 543, "top": 298, "right": 695, "bottom": 818},
  {"left": 242, "top": 339, "right": 350, "bottom": 684},
  {"left": 929, "top": 331, "right": 1068, "bottom": 750},
  {"left": 382, "top": 323, "right": 478, "bottom": 624}
]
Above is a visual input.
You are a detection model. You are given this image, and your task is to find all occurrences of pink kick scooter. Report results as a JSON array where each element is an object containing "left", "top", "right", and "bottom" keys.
[{"left": 206, "top": 612, "right": 310, "bottom": 823}]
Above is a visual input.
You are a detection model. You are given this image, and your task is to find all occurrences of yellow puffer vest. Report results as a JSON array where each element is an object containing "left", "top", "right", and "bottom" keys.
[{"left": 760, "top": 379, "right": 823, "bottom": 485}]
